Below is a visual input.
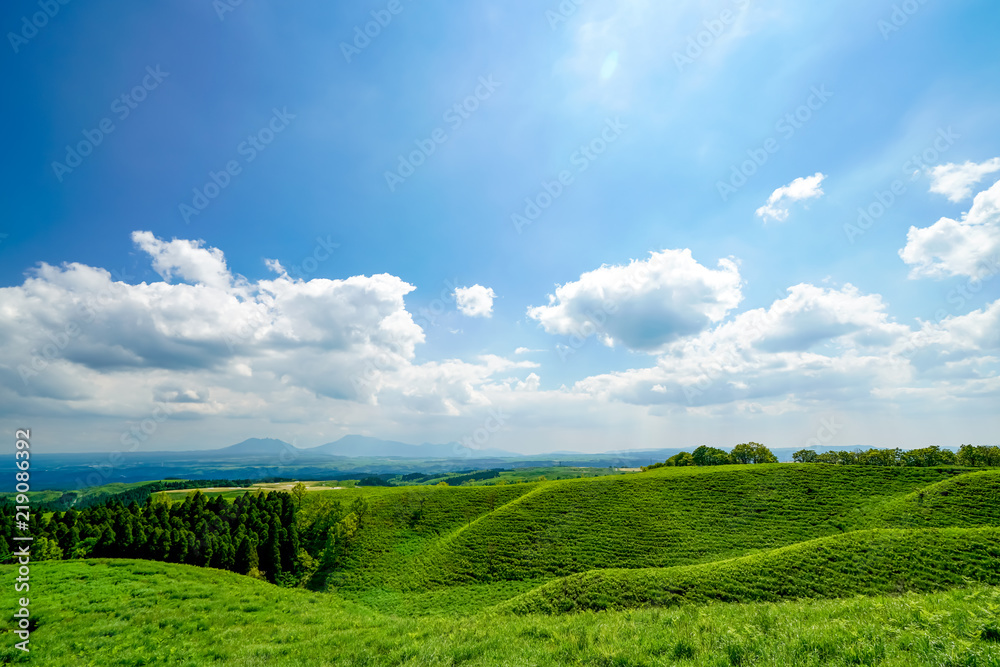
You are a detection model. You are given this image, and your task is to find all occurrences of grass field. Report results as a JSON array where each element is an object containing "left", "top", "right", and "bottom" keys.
[
  {"left": 3, "top": 559, "right": 999, "bottom": 666},
  {"left": 7, "top": 463, "right": 999, "bottom": 664}
]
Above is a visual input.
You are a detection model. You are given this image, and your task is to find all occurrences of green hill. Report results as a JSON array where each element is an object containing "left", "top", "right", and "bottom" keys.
[
  {"left": 8, "top": 463, "right": 1000, "bottom": 664},
  {"left": 497, "top": 527, "right": 1000, "bottom": 615},
  {"left": 4, "top": 559, "right": 999, "bottom": 666},
  {"left": 866, "top": 470, "right": 1000, "bottom": 529},
  {"left": 322, "top": 464, "right": 971, "bottom": 610}
]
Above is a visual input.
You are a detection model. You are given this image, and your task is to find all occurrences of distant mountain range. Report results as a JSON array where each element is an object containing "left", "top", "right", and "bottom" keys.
[
  {"left": 191, "top": 435, "right": 519, "bottom": 460},
  {"left": 49, "top": 436, "right": 942, "bottom": 463},
  {"left": 308, "top": 435, "right": 519, "bottom": 459}
]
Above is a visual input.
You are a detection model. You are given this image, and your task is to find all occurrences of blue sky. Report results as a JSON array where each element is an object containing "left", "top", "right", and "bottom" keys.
[{"left": 2, "top": 0, "right": 999, "bottom": 453}]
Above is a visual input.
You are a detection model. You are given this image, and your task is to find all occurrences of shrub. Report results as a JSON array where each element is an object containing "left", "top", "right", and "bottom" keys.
[{"left": 692, "top": 446, "right": 732, "bottom": 466}]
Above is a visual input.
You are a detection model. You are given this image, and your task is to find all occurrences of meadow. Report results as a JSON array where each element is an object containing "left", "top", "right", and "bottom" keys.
[
  {"left": 2, "top": 560, "right": 999, "bottom": 666},
  {"left": 4, "top": 463, "right": 999, "bottom": 665}
]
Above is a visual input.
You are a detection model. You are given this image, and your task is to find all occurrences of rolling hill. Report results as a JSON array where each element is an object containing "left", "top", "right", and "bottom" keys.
[
  {"left": 4, "top": 559, "right": 999, "bottom": 666},
  {"left": 6, "top": 462, "right": 1000, "bottom": 665},
  {"left": 497, "top": 527, "right": 1000, "bottom": 614},
  {"left": 318, "top": 463, "right": 977, "bottom": 607}
]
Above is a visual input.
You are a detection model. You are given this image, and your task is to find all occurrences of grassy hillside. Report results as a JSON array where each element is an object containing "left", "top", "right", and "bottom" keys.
[
  {"left": 426, "top": 465, "right": 981, "bottom": 584},
  {"left": 9, "top": 463, "right": 1000, "bottom": 664},
  {"left": 321, "top": 464, "right": 971, "bottom": 610},
  {"left": 498, "top": 527, "right": 1000, "bottom": 615},
  {"left": 306, "top": 483, "right": 538, "bottom": 609},
  {"left": 866, "top": 470, "right": 1000, "bottom": 529},
  {"left": 4, "top": 559, "right": 999, "bottom": 666}
]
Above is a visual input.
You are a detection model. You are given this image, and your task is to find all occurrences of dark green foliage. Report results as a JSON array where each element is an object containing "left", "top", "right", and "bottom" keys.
[
  {"left": 805, "top": 444, "right": 968, "bottom": 467},
  {"left": 958, "top": 444, "right": 1000, "bottom": 467},
  {"left": 357, "top": 476, "right": 393, "bottom": 487},
  {"left": 33, "top": 477, "right": 300, "bottom": 512},
  {"left": 442, "top": 469, "right": 503, "bottom": 485},
  {"left": 668, "top": 452, "right": 695, "bottom": 466},
  {"left": 793, "top": 449, "right": 818, "bottom": 463},
  {"left": 235, "top": 536, "right": 259, "bottom": 574},
  {"left": 643, "top": 452, "right": 695, "bottom": 470},
  {"left": 730, "top": 442, "right": 778, "bottom": 464},
  {"left": 692, "top": 445, "right": 733, "bottom": 466},
  {"left": 6, "top": 490, "right": 305, "bottom": 583}
]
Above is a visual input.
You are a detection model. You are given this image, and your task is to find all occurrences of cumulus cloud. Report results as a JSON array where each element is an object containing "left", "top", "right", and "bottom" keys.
[
  {"left": 755, "top": 172, "right": 826, "bottom": 223},
  {"left": 573, "top": 283, "right": 915, "bottom": 407},
  {"left": 527, "top": 249, "right": 742, "bottom": 352},
  {"left": 454, "top": 285, "right": 496, "bottom": 318},
  {"left": 131, "top": 231, "right": 234, "bottom": 290},
  {"left": 378, "top": 355, "right": 536, "bottom": 415},
  {"left": 900, "top": 178, "right": 1000, "bottom": 279},
  {"left": 928, "top": 158, "right": 1000, "bottom": 202},
  {"left": 899, "top": 299, "right": 1000, "bottom": 375},
  {"left": 4, "top": 233, "right": 998, "bottom": 453},
  {"left": 0, "top": 233, "right": 527, "bottom": 424},
  {"left": 516, "top": 372, "right": 541, "bottom": 392}
]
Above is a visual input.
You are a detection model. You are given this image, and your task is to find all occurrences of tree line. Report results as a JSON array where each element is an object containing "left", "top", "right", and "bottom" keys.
[
  {"left": 792, "top": 444, "right": 1000, "bottom": 467},
  {"left": 1, "top": 484, "right": 378, "bottom": 588},
  {"left": 642, "top": 442, "right": 778, "bottom": 471},
  {"left": 32, "top": 477, "right": 304, "bottom": 513},
  {"left": 641, "top": 443, "right": 1000, "bottom": 471},
  {"left": 2, "top": 490, "right": 307, "bottom": 585}
]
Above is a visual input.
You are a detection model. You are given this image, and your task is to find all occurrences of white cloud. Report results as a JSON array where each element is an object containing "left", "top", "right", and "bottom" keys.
[
  {"left": 516, "top": 372, "right": 541, "bottom": 392},
  {"left": 900, "top": 177, "right": 1000, "bottom": 279},
  {"left": 264, "top": 258, "right": 286, "bottom": 275},
  {"left": 379, "top": 355, "right": 537, "bottom": 415},
  {"left": 0, "top": 234, "right": 530, "bottom": 425},
  {"left": 454, "top": 285, "right": 496, "bottom": 318},
  {"left": 755, "top": 172, "right": 826, "bottom": 223},
  {"left": 573, "top": 283, "right": 915, "bottom": 407},
  {"left": 131, "top": 231, "right": 234, "bottom": 291},
  {"left": 4, "top": 234, "right": 998, "bottom": 454},
  {"left": 527, "top": 249, "right": 742, "bottom": 352},
  {"left": 928, "top": 158, "right": 1000, "bottom": 202},
  {"left": 899, "top": 299, "right": 1000, "bottom": 376}
]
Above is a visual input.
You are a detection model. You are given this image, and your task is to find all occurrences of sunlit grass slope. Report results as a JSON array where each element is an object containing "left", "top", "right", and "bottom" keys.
[
  {"left": 301, "top": 464, "right": 989, "bottom": 614},
  {"left": 332, "top": 465, "right": 967, "bottom": 594},
  {"left": 497, "top": 527, "right": 1000, "bottom": 615},
  {"left": 3, "top": 559, "right": 999, "bottom": 666},
  {"left": 866, "top": 470, "right": 1000, "bottom": 529}
]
